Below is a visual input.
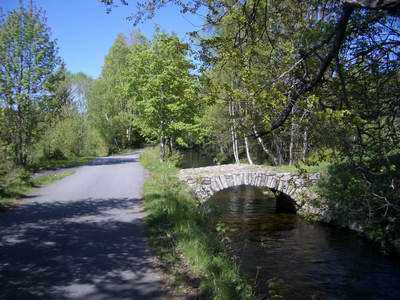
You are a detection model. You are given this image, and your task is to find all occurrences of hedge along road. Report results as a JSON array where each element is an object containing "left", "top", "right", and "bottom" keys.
[{"left": 0, "top": 151, "right": 166, "bottom": 300}]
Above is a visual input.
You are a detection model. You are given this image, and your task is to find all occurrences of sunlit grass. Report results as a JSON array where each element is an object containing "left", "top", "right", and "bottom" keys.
[{"left": 140, "top": 147, "right": 253, "bottom": 299}]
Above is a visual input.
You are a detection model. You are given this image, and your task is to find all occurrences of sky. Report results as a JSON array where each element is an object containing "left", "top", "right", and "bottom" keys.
[{"left": 1, "top": 0, "right": 205, "bottom": 78}]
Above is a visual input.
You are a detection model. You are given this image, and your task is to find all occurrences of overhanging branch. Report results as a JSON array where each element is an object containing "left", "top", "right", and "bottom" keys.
[{"left": 270, "top": 3, "right": 355, "bottom": 131}]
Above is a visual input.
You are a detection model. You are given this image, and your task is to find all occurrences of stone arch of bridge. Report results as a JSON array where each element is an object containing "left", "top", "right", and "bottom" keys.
[
  {"left": 206, "top": 183, "right": 298, "bottom": 214},
  {"left": 179, "top": 165, "right": 322, "bottom": 219}
]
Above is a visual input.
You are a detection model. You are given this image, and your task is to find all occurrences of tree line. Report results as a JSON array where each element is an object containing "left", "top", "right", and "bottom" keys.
[{"left": 88, "top": 30, "right": 200, "bottom": 160}]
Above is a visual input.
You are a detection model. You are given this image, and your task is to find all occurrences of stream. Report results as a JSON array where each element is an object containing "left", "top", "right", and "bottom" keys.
[{"left": 208, "top": 186, "right": 400, "bottom": 300}]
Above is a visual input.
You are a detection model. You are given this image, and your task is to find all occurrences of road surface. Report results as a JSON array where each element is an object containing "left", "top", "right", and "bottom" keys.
[{"left": 0, "top": 152, "right": 166, "bottom": 300}]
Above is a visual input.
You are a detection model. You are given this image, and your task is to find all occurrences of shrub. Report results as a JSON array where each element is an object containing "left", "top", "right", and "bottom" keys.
[
  {"left": 317, "top": 155, "right": 400, "bottom": 250},
  {"left": 36, "top": 115, "right": 107, "bottom": 161}
]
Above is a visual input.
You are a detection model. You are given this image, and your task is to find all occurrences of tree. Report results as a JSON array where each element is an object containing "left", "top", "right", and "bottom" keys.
[
  {"left": 126, "top": 31, "right": 198, "bottom": 160},
  {"left": 0, "top": 5, "right": 62, "bottom": 165},
  {"left": 101, "top": 0, "right": 400, "bottom": 131},
  {"left": 69, "top": 72, "right": 94, "bottom": 112},
  {"left": 88, "top": 33, "right": 142, "bottom": 153}
]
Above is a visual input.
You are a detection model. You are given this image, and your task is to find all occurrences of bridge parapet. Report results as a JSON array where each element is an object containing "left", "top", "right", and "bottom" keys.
[{"left": 178, "top": 164, "right": 320, "bottom": 203}]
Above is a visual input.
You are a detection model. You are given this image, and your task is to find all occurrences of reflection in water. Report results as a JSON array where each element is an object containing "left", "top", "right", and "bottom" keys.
[{"left": 209, "top": 186, "right": 400, "bottom": 300}]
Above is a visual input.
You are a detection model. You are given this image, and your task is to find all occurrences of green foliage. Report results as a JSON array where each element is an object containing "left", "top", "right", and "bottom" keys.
[
  {"left": 140, "top": 147, "right": 253, "bottom": 299},
  {"left": 0, "top": 169, "right": 72, "bottom": 209},
  {"left": 29, "top": 156, "right": 94, "bottom": 171},
  {"left": 197, "top": 98, "right": 233, "bottom": 163},
  {"left": 0, "top": 144, "right": 21, "bottom": 198},
  {"left": 31, "top": 171, "right": 73, "bottom": 186},
  {"left": 88, "top": 34, "right": 144, "bottom": 153},
  {"left": 36, "top": 113, "right": 107, "bottom": 160},
  {"left": 125, "top": 31, "right": 199, "bottom": 159},
  {"left": 269, "top": 162, "right": 330, "bottom": 174},
  {"left": 0, "top": 6, "right": 63, "bottom": 165},
  {"left": 317, "top": 156, "right": 400, "bottom": 251}
]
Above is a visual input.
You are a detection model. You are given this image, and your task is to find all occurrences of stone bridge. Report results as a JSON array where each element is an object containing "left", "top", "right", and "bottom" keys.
[{"left": 178, "top": 164, "right": 324, "bottom": 216}]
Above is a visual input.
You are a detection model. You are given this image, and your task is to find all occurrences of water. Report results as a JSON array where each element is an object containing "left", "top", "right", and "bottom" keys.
[{"left": 209, "top": 186, "right": 400, "bottom": 300}]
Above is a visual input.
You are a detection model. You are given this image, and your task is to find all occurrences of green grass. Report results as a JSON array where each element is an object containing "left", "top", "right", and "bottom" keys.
[
  {"left": 140, "top": 148, "right": 253, "bottom": 299},
  {"left": 32, "top": 171, "right": 74, "bottom": 186},
  {"left": 1, "top": 154, "right": 95, "bottom": 210},
  {"left": 29, "top": 156, "right": 95, "bottom": 171},
  {"left": 0, "top": 171, "right": 73, "bottom": 210},
  {"left": 267, "top": 161, "right": 330, "bottom": 174}
]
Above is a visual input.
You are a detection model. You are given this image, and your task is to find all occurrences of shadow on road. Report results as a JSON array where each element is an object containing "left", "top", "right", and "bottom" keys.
[
  {"left": 88, "top": 156, "right": 138, "bottom": 167},
  {"left": 0, "top": 197, "right": 163, "bottom": 299}
]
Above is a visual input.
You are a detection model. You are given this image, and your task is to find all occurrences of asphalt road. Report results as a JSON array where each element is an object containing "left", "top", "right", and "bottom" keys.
[{"left": 0, "top": 152, "right": 166, "bottom": 300}]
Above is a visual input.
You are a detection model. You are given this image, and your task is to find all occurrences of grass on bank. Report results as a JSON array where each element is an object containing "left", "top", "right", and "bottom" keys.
[
  {"left": 29, "top": 156, "right": 95, "bottom": 171},
  {"left": 140, "top": 147, "right": 253, "bottom": 299},
  {"left": 268, "top": 161, "right": 330, "bottom": 174},
  {"left": 0, "top": 171, "right": 73, "bottom": 209}
]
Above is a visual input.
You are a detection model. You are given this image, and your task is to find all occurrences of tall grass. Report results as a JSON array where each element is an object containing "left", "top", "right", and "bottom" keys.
[{"left": 140, "top": 148, "right": 253, "bottom": 299}]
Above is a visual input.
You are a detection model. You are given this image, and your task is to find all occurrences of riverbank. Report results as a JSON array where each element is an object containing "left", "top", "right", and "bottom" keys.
[{"left": 140, "top": 148, "right": 253, "bottom": 299}]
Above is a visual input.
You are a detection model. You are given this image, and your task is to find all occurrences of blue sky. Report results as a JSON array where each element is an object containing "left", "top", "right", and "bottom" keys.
[{"left": 2, "top": 0, "right": 204, "bottom": 78}]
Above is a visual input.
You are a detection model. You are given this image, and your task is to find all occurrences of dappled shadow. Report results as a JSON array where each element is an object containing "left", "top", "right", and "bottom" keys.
[
  {"left": 88, "top": 156, "right": 138, "bottom": 167},
  {"left": 0, "top": 197, "right": 164, "bottom": 299}
]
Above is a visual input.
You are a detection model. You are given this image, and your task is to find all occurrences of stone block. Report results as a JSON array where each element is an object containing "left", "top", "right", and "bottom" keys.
[
  {"left": 225, "top": 174, "right": 234, "bottom": 186},
  {"left": 202, "top": 177, "right": 211, "bottom": 185}
]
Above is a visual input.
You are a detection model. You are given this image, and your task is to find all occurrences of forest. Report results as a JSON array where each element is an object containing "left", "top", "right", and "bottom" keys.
[{"left": 1, "top": 1, "right": 400, "bottom": 252}]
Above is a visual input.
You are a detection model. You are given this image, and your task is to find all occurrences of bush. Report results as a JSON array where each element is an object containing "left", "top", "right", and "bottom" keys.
[
  {"left": 35, "top": 115, "right": 107, "bottom": 161},
  {"left": 167, "top": 151, "right": 183, "bottom": 167},
  {"left": 317, "top": 155, "right": 400, "bottom": 250},
  {"left": 0, "top": 146, "right": 16, "bottom": 195},
  {"left": 0, "top": 144, "right": 32, "bottom": 205}
]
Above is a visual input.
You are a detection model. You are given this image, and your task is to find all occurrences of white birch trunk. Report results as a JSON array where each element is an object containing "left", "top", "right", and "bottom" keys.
[
  {"left": 229, "top": 101, "right": 240, "bottom": 164},
  {"left": 160, "top": 136, "right": 165, "bottom": 162},
  {"left": 289, "top": 120, "right": 295, "bottom": 165},
  {"left": 303, "top": 127, "right": 308, "bottom": 161},
  {"left": 244, "top": 135, "right": 253, "bottom": 165},
  {"left": 253, "top": 126, "right": 278, "bottom": 165}
]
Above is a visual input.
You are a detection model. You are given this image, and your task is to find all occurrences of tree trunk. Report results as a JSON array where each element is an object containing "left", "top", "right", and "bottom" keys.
[
  {"left": 275, "top": 137, "right": 284, "bottom": 165},
  {"left": 229, "top": 101, "right": 240, "bottom": 164},
  {"left": 168, "top": 137, "right": 173, "bottom": 156},
  {"left": 289, "top": 120, "right": 295, "bottom": 165},
  {"left": 160, "top": 136, "right": 166, "bottom": 162},
  {"left": 127, "top": 126, "right": 131, "bottom": 144},
  {"left": 244, "top": 135, "right": 253, "bottom": 165},
  {"left": 253, "top": 126, "right": 278, "bottom": 165},
  {"left": 303, "top": 127, "right": 308, "bottom": 161},
  {"left": 233, "top": 130, "right": 239, "bottom": 164}
]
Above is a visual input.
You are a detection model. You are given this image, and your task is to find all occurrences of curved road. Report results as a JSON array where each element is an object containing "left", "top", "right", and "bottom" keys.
[{"left": 0, "top": 152, "right": 166, "bottom": 299}]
